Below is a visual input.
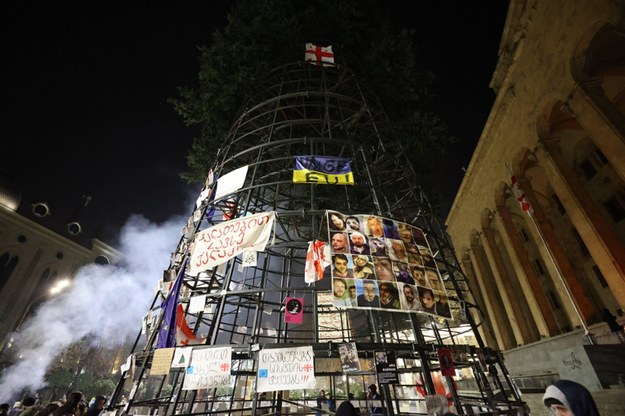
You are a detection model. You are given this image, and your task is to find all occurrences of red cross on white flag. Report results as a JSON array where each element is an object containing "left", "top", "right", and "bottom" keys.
[
  {"left": 511, "top": 176, "right": 533, "bottom": 213},
  {"left": 305, "top": 43, "right": 335, "bottom": 67}
]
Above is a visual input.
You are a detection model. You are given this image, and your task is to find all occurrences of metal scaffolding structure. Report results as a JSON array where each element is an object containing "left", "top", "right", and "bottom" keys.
[{"left": 109, "top": 62, "right": 528, "bottom": 415}]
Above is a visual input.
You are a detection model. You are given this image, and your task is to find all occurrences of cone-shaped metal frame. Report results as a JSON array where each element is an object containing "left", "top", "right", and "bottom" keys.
[{"left": 110, "top": 62, "right": 527, "bottom": 415}]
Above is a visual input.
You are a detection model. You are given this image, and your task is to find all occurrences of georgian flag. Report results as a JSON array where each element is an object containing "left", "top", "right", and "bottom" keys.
[
  {"left": 304, "top": 240, "right": 331, "bottom": 283},
  {"left": 511, "top": 176, "right": 533, "bottom": 213},
  {"left": 305, "top": 43, "right": 335, "bottom": 67}
]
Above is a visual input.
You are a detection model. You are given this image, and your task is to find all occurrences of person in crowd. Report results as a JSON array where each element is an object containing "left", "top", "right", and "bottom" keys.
[
  {"left": 602, "top": 307, "right": 625, "bottom": 343},
  {"left": 33, "top": 403, "right": 60, "bottom": 416},
  {"left": 334, "top": 279, "right": 352, "bottom": 307},
  {"left": 400, "top": 284, "right": 422, "bottom": 311},
  {"left": 336, "top": 400, "right": 358, "bottom": 416},
  {"left": 379, "top": 282, "right": 401, "bottom": 309},
  {"left": 353, "top": 255, "right": 374, "bottom": 279},
  {"left": 76, "top": 402, "right": 87, "bottom": 416},
  {"left": 332, "top": 254, "right": 354, "bottom": 278},
  {"left": 542, "top": 379, "right": 600, "bottom": 416},
  {"left": 84, "top": 396, "right": 106, "bottom": 416},
  {"left": 373, "top": 257, "right": 394, "bottom": 281},
  {"left": 345, "top": 216, "right": 361, "bottom": 232},
  {"left": 357, "top": 281, "right": 380, "bottom": 307},
  {"left": 329, "top": 213, "right": 346, "bottom": 231},
  {"left": 366, "top": 216, "right": 384, "bottom": 238},
  {"left": 255, "top": 392, "right": 268, "bottom": 415},
  {"left": 350, "top": 232, "right": 370, "bottom": 255},
  {"left": 367, "top": 384, "right": 383, "bottom": 415},
  {"left": 53, "top": 392, "right": 83, "bottom": 416},
  {"left": 315, "top": 390, "right": 326, "bottom": 416},
  {"left": 326, "top": 393, "right": 336, "bottom": 413},
  {"left": 8, "top": 403, "right": 22, "bottom": 416},
  {"left": 0, "top": 404, "right": 10, "bottom": 416},
  {"left": 419, "top": 288, "right": 437, "bottom": 314},
  {"left": 331, "top": 232, "right": 350, "bottom": 253},
  {"left": 18, "top": 398, "right": 40, "bottom": 416}
]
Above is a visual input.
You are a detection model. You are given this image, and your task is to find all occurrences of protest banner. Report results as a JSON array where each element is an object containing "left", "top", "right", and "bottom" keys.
[
  {"left": 189, "top": 212, "right": 275, "bottom": 275},
  {"left": 256, "top": 346, "right": 316, "bottom": 392},
  {"left": 182, "top": 346, "right": 232, "bottom": 390}
]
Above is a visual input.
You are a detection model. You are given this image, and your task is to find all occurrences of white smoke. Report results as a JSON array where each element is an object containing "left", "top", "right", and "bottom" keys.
[{"left": 0, "top": 213, "right": 186, "bottom": 400}]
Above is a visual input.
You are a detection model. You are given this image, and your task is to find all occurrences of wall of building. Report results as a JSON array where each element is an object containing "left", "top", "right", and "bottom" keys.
[
  {"left": 0, "top": 204, "right": 121, "bottom": 340},
  {"left": 446, "top": 0, "right": 625, "bottom": 353}
]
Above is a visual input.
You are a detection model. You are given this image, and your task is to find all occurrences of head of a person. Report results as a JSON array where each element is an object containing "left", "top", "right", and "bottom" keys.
[
  {"left": 345, "top": 216, "right": 360, "bottom": 231},
  {"left": 333, "top": 254, "right": 349, "bottom": 274},
  {"left": 363, "top": 281, "right": 377, "bottom": 302},
  {"left": 368, "top": 384, "right": 377, "bottom": 394},
  {"left": 367, "top": 216, "right": 384, "bottom": 237},
  {"left": 94, "top": 396, "right": 106, "bottom": 410},
  {"left": 320, "top": 390, "right": 325, "bottom": 396},
  {"left": 350, "top": 232, "right": 366, "bottom": 248},
  {"left": 379, "top": 282, "right": 395, "bottom": 301},
  {"left": 354, "top": 255, "right": 368, "bottom": 267},
  {"left": 348, "top": 285, "right": 356, "bottom": 298},
  {"left": 22, "top": 398, "right": 35, "bottom": 408},
  {"left": 332, "top": 232, "right": 348, "bottom": 251},
  {"left": 411, "top": 267, "right": 426, "bottom": 285},
  {"left": 398, "top": 223, "right": 413, "bottom": 243},
  {"left": 334, "top": 279, "right": 347, "bottom": 298},
  {"left": 330, "top": 213, "right": 345, "bottom": 230},
  {"left": 35, "top": 404, "right": 59, "bottom": 416},
  {"left": 403, "top": 284, "right": 415, "bottom": 302},
  {"left": 374, "top": 257, "right": 394, "bottom": 281},
  {"left": 391, "top": 241, "right": 406, "bottom": 258},
  {"left": 419, "top": 288, "right": 435, "bottom": 308},
  {"left": 0, "top": 404, "right": 9, "bottom": 413},
  {"left": 11, "top": 403, "right": 22, "bottom": 411},
  {"left": 543, "top": 380, "right": 600, "bottom": 416}
]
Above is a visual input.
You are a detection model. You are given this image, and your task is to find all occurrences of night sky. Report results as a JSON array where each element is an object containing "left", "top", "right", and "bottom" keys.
[{"left": 2, "top": 2, "right": 509, "bottom": 246}]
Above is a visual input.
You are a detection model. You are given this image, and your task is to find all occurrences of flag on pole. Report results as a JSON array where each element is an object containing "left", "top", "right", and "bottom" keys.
[
  {"left": 304, "top": 240, "right": 331, "bottom": 283},
  {"left": 511, "top": 176, "right": 533, "bottom": 213},
  {"left": 293, "top": 155, "right": 354, "bottom": 185},
  {"left": 156, "top": 259, "right": 188, "bottom": 349},
  {"left": 305, "top": 43, "right": 335, "bottom": 67}
]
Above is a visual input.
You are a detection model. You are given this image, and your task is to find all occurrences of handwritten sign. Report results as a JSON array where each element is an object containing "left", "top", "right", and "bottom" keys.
[
  {"left": 151, "top": 348, "right": 174, "bottom": 375},
  {"left": 182, "top": 347, "right": 232, "bottom": 390},
  {"left": 189, "top": 212, "right": 275, "bottom": 275},
  {"left": 256, "top": 346, "right": 316, "bottom": 392}
]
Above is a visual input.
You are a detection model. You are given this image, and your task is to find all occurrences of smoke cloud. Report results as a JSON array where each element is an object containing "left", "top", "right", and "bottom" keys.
[{"left": 0, "top": 213, "right": 185, "bottom": 400}]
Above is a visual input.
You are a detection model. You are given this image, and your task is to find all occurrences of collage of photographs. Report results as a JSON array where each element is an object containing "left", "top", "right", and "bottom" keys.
[{"left": 327, "top": 211, "right": 451, "bottom": 318}]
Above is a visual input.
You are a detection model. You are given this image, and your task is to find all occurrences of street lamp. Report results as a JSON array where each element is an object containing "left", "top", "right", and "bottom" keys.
[{"left": 15, "top": 278, "right": 72, "bottom": 331}]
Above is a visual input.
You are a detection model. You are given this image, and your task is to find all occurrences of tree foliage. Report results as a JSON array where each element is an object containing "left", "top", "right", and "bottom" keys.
[{"left": 171, "top": 0, "right": 452, "bottom": 181}]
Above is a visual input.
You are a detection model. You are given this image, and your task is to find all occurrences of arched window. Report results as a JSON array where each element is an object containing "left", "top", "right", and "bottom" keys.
[{"left": 0, "top": 252, "right": 19, "bottom": 292}]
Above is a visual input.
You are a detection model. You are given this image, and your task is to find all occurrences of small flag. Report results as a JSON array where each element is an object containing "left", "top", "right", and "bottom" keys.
[
  {"left": 304, "top": 240, "right": 331, "bottom": 283},
  {"left": 305, "top": 43, "right": 335, "bottom": 67},
  {"left": 156, "top": 259, "right": 189, "bottom": 349},
  {"left": 293, "top": 156, "right": 354, "bottom": 185},
  {"left": 511, "top": 176, "right": 533, "bottom": 213}
]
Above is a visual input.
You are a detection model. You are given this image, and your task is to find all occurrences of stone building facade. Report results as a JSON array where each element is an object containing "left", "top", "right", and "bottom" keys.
[
  {"left": 0, "top": 175, "right": 121, "bottom": 342},
  {"left": 446, "top": 0, "right": 625, "bottom": 358}
]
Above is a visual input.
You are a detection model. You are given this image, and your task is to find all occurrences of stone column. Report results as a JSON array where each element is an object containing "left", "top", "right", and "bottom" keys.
[
  {"left": 468, "top": 241, "right": 515, "bottom": 349},
  {"left": 460, "top": 256, "right": 498, "bottom": 348},
  {"left": 494, "top": 201, "right": 559, "bottom": 337},
  {"left": 536, "top": 140, "right": 625, "bottom": 312},
  {"left": 568, "top": 84, "right": 625, "bottom": 182},
  {"left": 479, "top": 226, "right": 527, "bottom": 346}
]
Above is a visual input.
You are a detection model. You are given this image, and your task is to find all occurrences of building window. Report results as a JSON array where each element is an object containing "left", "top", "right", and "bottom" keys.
[
  {"left": 552, "top": 194, "right": 566, "bottom": 215},
  {"left": 532, "top": 258, "right": 546, "bottom": 276},
  {"left": 603, "top": 188, "right": 625, "bottom": 223},
  {"left": 592, "top": 265, "right": 608, "bottom": 288},
  {"left": 578, "top": 146, "right": 608, "bottom": 181},
  {"left": 571, "top": 228, "right": 589, "bottom": 256},
  {"left": 0, "top": 252, "right": 19, "bottom": 292},
  {"left": 547, "top": 290, "right": 561, "bottom": 310}
]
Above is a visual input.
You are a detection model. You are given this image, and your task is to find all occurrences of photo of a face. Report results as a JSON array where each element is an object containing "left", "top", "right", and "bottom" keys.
[
  {"left": 369, "top": 237, "right": 387, "bottom": 256},
  {"left": 345, "top": 216, "right": 361, "bottom": 232},
  {"left": 331, "top": 232, "right": 350, "bottom": 253},
  {"left": 332, "top": 254, "right": 353, "bottom": 278},
  {"left": 398, "top": 223, "right": 414, "bottom": 244},
  {"left": 367, "top": 216, "right": 384, "bottom": 238},
  {"left": 387, "top": 239, "right": 407, "bottom": 262},
  {"left": 426, "top": 268, "right": 444, "bottom": 291},
  {"left": 419, "top": 287, "right": 436, "bottom": 311},
  {"left": 329, "top": 212, "right": 346, "bottom": 230},
  {"left": 411, "top": 266, "right": 427, "bottom": 286},
  {"left": 373, "top": 257, "right": 395, "bottom": 281},
  {"left": 362, "top": 281, "right": 377, "bottom": 302},
  {"left": 333, "top": 278, "right": 347, "bottom": 299}
]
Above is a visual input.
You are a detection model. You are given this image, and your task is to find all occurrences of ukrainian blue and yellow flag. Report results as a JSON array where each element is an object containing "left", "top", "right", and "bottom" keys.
[{"left": 293, "top": 156, "right": 355, "bottom": 185}]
